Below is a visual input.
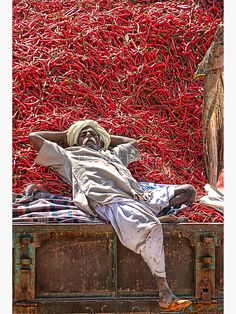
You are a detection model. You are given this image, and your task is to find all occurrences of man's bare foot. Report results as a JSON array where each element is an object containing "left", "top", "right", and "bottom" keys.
[
  {"left": 155, "top": 276, "right": 192, "bottom": 311},
  {"left": 159, "top": 289, "right": 177, "bottom": 308},
  {"left": 155, "top": 276, "right": 174, "bottom": 306},
  {"left": 158, "top": 289, "right": 192, "bottom": 311}
]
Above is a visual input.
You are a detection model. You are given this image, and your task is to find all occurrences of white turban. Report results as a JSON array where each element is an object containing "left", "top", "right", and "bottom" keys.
[{"left": 67, "top": 120, "right": 111, "bottom": 149}]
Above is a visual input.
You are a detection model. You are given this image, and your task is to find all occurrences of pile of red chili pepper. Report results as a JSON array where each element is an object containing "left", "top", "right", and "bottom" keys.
[{"left": 12, "top": 0, "right": 224, "bottom": 222}]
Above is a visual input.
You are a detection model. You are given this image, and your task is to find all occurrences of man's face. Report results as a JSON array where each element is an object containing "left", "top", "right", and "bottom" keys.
[{"left": 77, "top": 127, "right": 102, "bottom": 150}]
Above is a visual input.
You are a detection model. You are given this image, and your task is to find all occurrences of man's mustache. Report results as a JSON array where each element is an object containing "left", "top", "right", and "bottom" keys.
[{"left": 83, "top": 137, "right": 96, "bottom": 145}]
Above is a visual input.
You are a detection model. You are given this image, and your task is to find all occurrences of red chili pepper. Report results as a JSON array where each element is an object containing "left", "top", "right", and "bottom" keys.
[{"left": 12, "top": 0, "right": 223, "bottom": 223}]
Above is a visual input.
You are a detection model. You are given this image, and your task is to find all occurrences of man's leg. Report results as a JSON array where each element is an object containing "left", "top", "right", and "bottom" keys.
[
  {"left": 140, "top": 222, "right": 191, "bottom": 309},
  {"left": 157, "top": 184, "right": 196, "bottom": 217},
  {"left": 140, "top": 222, "right": 174, "bottom": 306},
  {"left": 155, "top": 276, "right": 176, "bottom": 306},
  {"left": 155, "top": 275, "right": 192, "bottom": 310},
  {"left": 169, "top": 184, "right": 196, "bottom": 207},
  {"left": 95, "top": 200, "right": 192, "bottom": 310}
]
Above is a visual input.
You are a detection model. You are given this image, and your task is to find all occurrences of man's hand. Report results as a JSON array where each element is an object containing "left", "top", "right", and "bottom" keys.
[{"left": 29, "top": 130, "right": 68, "bottom": 152}]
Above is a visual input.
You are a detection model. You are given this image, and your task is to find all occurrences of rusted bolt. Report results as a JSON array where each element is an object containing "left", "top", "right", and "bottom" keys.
[
  {"left": 202, "top": 237, "right": 214, "bottom": 243},
  {"left": 21, "top": 258, "right": 32, "bottom": 265},
  {"left": 201, "top": 256, "right": 213, "bottom": 264}
]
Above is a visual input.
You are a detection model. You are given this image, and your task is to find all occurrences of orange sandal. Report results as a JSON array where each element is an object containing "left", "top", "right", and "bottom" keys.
[{"left": 159, "top": 299, "right": 192, "bottom": 312}]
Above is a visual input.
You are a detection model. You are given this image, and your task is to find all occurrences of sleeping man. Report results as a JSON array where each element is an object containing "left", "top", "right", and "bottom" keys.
[{"left": 29, "top": 119, "right": 196, "bottom": 311}]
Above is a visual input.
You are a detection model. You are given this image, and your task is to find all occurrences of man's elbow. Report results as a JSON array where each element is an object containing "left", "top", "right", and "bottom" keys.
[
  {"left": 28, "top": 132, "right": 34, "bottom": 141},
  {"left": 29, "top": 132, "right": 37, "bottom": 144},
  {"left": 28, "top": 133, "right": 43, "bottom": 151}
]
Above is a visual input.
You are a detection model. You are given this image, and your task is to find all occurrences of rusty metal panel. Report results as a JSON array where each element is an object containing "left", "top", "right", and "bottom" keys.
[
  {"left": 117, "top": 227, "right": 195, "bottom": 297},
  {"left": 35, "top": 230, "right": 116, "bottom": 298},
  {"left": 117, "top": 244, "right": 157, "bottom": 296},
  {"left": 164, "top": 232, "right": 195, "bottom": 296},
  {"left": 13, "top": 223, "right": 223, "bottom": 313},
  {"left": 162, "top": 223, "right": 223, "bottom": 300}
]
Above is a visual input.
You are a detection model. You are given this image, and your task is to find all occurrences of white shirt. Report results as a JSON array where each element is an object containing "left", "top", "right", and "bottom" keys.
[{"left": 35, "top": 140, "right": 144, "bottom": 216}]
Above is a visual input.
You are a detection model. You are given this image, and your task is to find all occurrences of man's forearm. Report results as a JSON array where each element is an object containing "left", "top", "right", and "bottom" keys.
[
  {"left": 29, "top": 131, "right": 68, "bottom": 152},
  {"left": 109, "top": 135, "right": 137, "bottom": 147}
]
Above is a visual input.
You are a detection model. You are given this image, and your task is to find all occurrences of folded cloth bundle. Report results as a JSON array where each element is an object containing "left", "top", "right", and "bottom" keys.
[
  {"left": 199, "top": 184, "right": 224, "bottom": 212},
  {"left": 67, "top": 119, "right": 111, "bottom": 149}
]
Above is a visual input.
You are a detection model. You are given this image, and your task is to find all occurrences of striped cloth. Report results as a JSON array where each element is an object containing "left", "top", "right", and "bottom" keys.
[{"left": 12, "top": 182, "right": 177, "bottom": 224}]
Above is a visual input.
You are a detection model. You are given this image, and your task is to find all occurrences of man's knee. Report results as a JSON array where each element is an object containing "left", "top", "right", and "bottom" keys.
[{"left": 182, "top": 184, "right": 196, "bottom": 202}]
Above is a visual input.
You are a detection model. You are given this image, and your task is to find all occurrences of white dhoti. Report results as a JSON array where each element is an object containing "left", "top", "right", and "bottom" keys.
[{"left": 95, "top": 193, "right": 174, "bottom": 278}]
